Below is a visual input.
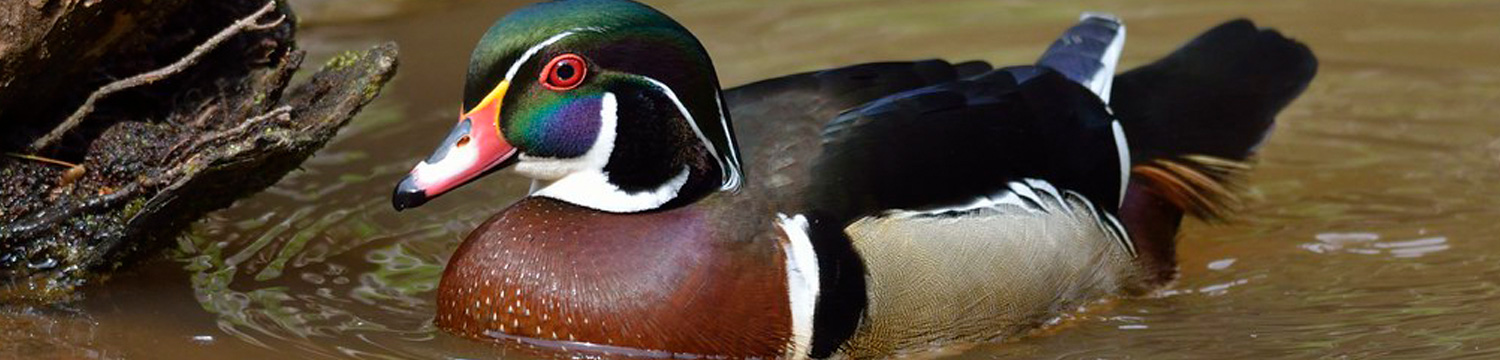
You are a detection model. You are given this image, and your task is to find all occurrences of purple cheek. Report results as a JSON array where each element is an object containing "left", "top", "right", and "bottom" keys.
[{"left": 537, "top": 96, "right": 602, "bottom": 158}]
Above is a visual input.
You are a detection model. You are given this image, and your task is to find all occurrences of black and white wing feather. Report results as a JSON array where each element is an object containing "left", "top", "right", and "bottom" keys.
[
  {"left": 1036, "top": 13, "right": 1131, "bottom": 206},
  {"left": 1036, "top": 13, "right": 1126, "bottom": 102},
  {"left": 808, "top": 69, "right": 1125, "bottom": 226}
]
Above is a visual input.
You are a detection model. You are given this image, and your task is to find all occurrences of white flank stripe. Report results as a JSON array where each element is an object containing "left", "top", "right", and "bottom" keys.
[
  {"left": 1063, "top": 188, "right": 1137, "bottom": 257},
  {"left": 884, "top": 188, "right": 1039, "bottom": 219},
  {"left": 1008, "top": 181, "right": 1047, "bottom": 211},
  {"left": 777, "top": 214, "right": 819, "bottom": 359},
  {"left": 1102, "top": 210, "right": 1137, "bottom": 257},
  {"left": 1111, "top": 120, "right": 1131, "bottom": 207},
  {"left": 878, "top": 179, "right": 1137, "bottom": 257},
  {"left": 1024, "top": 179, "right": 1069, "bottom": 211}
]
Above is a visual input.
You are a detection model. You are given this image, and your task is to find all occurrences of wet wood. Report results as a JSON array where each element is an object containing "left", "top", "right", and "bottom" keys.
[{"left": 0, "top": 0, "right": 399, "bottom": 303}]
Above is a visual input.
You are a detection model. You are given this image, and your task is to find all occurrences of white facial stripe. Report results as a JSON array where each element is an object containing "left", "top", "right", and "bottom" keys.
[
  {"left": 713, "top": 93, "right": 743, "bottom": 189},
  {"left": 777, "top": 213, "right": 819, "bottom": 359},
  {"left": 498, "top": 30, "right": 744, "bottom": 210},
  {"left": 638, "top": 75, "right": 742, "bottom": 190},
  {"left": 502, "top": 31, "right": 578, "bottom": 85},
  {"left": 503, "top": 29, "right": 598, "bottom": 182},
  {"left": 529, "top": 93, "right": 690, "bottom": 213},
  {"left": 514, "top": 92, "right": 618, "bottom": 180}
]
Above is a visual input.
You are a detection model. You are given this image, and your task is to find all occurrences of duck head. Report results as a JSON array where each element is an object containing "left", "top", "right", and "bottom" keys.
[{"left": 393, "top": 0, "right": 741, "bottom": 213}]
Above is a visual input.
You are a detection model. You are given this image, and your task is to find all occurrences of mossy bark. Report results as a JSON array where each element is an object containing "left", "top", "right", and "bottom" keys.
[{"left": 0, "top": 0, "right": 399, "bottom": 303}]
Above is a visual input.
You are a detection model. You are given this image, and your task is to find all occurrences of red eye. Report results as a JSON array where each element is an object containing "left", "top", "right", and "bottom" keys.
[{"left": 540, "top": 53, "right": 587, "bottom": 91}]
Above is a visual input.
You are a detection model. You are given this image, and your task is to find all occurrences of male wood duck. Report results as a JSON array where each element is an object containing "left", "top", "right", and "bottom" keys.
[{"left": 391, "top": 0, "right": 1316, "bottom": 358}]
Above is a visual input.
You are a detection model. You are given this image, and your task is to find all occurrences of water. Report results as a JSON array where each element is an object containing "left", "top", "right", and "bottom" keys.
[{"left": 5, "top": 0, "right": 1500, "bottom": 358}]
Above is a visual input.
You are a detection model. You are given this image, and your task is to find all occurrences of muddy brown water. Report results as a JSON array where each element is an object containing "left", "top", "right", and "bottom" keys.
[{"left": 4, "top": 0, "right": 1500, "bottom": 358}]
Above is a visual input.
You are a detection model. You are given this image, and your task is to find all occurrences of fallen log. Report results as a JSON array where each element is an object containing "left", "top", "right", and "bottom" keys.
[{"left": 0, "top": 0, "right": 399, "bottom": 302}]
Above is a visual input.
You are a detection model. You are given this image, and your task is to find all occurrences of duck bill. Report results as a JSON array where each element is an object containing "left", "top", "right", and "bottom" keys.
[{"left": 393, "top": 83, "right": 514, "bottom": 211}]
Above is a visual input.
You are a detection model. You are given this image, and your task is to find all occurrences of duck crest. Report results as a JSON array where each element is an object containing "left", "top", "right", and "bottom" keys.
[{"left": 436, "top": 197, "right": 794, "bottom": 356}]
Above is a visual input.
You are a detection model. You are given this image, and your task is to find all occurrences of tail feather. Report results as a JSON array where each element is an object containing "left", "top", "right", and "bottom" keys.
[
  {"left": 1113, "top": 19, "right": 1317, "bottom": 163},
  {"left": 1037, "top": 13, "right": 1126, "bottom": 102},
  {"left": 1113, "top": 19, "right": 1315, "bottom": 221},
  {"left": 1113, "top": 19, "right": 1316, "bottom": 281}
]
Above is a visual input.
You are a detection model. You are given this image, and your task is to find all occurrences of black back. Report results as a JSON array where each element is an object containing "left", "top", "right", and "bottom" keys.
[
  {"left": 807, "top": 68, "right": 1123, "bottom": 224},
  {"left": 724, "top": 60, "right": 992, "bottom": 205}
]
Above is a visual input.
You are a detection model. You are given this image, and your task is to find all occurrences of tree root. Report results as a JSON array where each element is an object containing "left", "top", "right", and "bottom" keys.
[
  {"left": 28, "top": 0, "right": 286, "bottom": 152},
  {"left": 2, "top": 153, "right": 85, "bottom": 188}
]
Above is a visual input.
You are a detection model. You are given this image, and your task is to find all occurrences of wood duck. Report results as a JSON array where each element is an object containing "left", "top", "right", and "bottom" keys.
[{"left": 391, "top": 0, "right": 1316, "bottom": 358}]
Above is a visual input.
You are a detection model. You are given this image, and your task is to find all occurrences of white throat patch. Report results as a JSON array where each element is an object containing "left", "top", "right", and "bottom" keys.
[
  {"left": 525, "top": 92, "right": 691, "bottom": 213},
  {"left": 534, "top": 166, "right": 691, "bottom": 213}
]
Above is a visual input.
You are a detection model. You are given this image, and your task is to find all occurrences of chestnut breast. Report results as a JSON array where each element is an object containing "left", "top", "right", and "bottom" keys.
[{"left": 436, "top": 197, "right": 793, "bottom": 357}]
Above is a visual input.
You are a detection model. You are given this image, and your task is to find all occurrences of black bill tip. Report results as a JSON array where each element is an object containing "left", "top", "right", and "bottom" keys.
[{"left": 392, "top": 175, "right": 429, "bottom": 211}]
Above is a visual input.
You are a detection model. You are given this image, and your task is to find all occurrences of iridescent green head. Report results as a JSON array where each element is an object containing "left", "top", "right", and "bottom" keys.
[{"left": 394, "top": 0, "right": 742, "bottom": 213}]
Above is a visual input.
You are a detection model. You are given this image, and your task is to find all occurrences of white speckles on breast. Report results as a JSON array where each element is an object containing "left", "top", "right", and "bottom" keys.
[{"left": 437, "top": 198, "right": 793, "bottom": 356}]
